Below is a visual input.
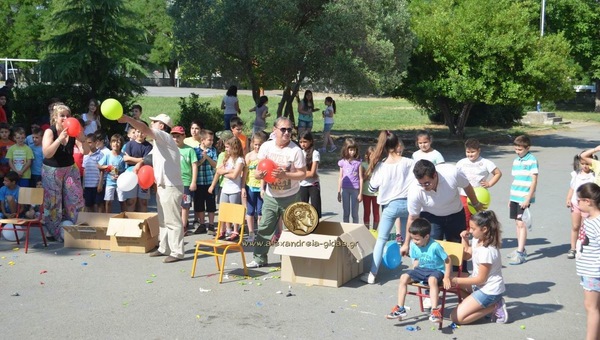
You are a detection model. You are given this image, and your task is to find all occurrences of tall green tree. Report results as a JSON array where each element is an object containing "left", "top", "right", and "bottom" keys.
[
  {"left": 40, "top": 0, "right": 148, "bottom": 99},
  {"left": 395, "top": 0, "right": 576, "bottom": 138}
]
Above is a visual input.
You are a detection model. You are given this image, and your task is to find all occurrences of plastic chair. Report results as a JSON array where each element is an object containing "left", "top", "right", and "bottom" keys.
[
  {"left": 190, "top": 203, "right": 248, "bottom": 283},
  {"left": 407, "top": 240, "right": 464, "bottom": 329},
  {"left": 0, "top": 188, "right": 46, "bottom": 253}
]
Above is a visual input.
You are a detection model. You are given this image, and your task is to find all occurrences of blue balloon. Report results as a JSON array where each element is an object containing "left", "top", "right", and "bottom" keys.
[{"left": 382, "top": 241, "right": 401, "bottom": 269}]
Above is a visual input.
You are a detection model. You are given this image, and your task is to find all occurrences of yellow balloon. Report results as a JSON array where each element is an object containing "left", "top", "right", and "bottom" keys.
[
  {"left": 101, "top": 98, "right": 123, "bottom": 120},
  {"left": 468, "top": 187, "right": 491, "bottom": 214}
]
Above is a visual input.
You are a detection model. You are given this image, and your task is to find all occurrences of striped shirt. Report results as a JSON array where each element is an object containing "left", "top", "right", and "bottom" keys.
[
  {"left": 576, "top": 216, "right": 600, "bottom": 278},
  {"left": 195, "top": 146, "right": 217, "bottom": 185},
  {"left": 510, "top": 152, "right": 538, "bottom": 203},
  {"left": 83, "top": 150, "right": 103, "bottom": 188}
]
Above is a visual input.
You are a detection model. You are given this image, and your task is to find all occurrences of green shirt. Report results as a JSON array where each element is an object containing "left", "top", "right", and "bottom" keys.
[{"left": 178, "top": 145, "right": 198, "bottom": 186}]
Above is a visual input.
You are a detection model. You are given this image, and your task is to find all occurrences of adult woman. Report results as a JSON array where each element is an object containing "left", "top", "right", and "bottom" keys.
[
  {"left": 82, "top": 98, "right": 101, "bottom": 135},
  {"left": 221, "top": 85, "right": 241, "bottom": 130},
  {"left": 297, "top": 90, "right": 318, "bottom": 136},
  {"left": 183, "top": 120, "right": 204, "bottom": 148},
  {"left": 42, "top": 103, "right": 88, "bottom": 241},
  {"left": 361, "top": 131, "right": 415, "bottom": 284}
]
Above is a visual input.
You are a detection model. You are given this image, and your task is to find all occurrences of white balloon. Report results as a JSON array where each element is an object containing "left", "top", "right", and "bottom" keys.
[
  {"left": 2, "top": 224, "right": 25, "bottom": 241},
  {"left": 117, "top": 171, "right": 137, "bottom": 191},
  {"left": 59, "top": 220, "right": 74, "bottom": 227}
]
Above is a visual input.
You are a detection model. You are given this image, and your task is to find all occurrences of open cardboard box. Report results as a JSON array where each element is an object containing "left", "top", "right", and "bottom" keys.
[
  {"left": 106, "top": 212, "right": 159, "bottom": 253},
  {"left": 63, "top": 212, "right": 114, "bottom": 250},
  {"left": 274, "top": 221, "right": 375, "bottom": 287}
]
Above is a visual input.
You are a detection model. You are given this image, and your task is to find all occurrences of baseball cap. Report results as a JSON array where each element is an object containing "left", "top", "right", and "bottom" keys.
[
  {"left": 170, "top": 126, "right": 185, "bottom": 135},
  {"left": 216, "top": 130, "right": 234, "bottom": 140},
  {"left": 148, "top": 113, "right": 172, "bottom": 127}
]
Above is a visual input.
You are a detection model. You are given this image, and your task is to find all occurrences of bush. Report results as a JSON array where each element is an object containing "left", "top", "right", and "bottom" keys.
[
  {"left": 176, "top": 93, "right": 223, "bottom": 133},
  {"left": 427, "top": 102, "right": 524, "bottom": 128}
]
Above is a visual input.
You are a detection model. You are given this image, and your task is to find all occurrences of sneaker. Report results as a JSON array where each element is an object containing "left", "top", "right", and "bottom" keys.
[
  {"left": 429, "top": 308, "right": 442, "bottom": 323},
  {"left": 360, "top": 272, "right": 376, "bottom": 284},
  {"left": 395, "top": 234, "right": 403, "bottom": 244},
  {"left": 493, "top": 298, "right": 508, "bottom": 323},
  {"left": 567, "top": 249, "right": 576, "bottom": 259},
  {"left": 207, "top": 224, "right": 216, "bottom": 236},
  {"left": 328, "top": 145, "right": 338, "bottom": 153},
  {"left": 193, "top": 223, "right": 207, "bottom": 234},
  {"left": 386, "top": 305, "right": 407, "bottom": 320},
  {"left": 508, "top": 251, "right": 527, "bottom": 265},
  {"left": 246, "top": 260, "right": 268, "bottom": 268},
  {"left": 507, "top": 249, "right": 527, "bottom": 259}
]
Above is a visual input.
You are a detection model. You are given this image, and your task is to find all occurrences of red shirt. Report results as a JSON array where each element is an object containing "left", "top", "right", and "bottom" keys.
[{"left": 0, "top": 107, "right": 7, "bottom": 123}]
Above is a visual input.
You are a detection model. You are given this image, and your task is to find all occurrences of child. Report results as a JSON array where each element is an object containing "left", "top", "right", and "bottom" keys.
[
  {"left": 337, "top": 138, "right": 363, "bottom": 223},
  {"left": 386, "top": 218, "right": 451, "bottom": 323},
  {"left": 170, "top": 126, "right": 198, "bottom": 232},
  {"left": 7, "top": 127, "right": 34, "bottom": 187},
  {"left": 456, "top": 138, "right": 502, "bottom": 227},
  {"left": 208, "top": 130, "right": 233, "bottom": 210},
  {"left": 124, "top": 104, "right": 143, "bottom": 133},
  {"left": 321, "top": 96, "right": 336, "bottom": 153},
  {"left": 122, "top": 123, "right": 153, "bottom": 212},
  {"left": 508, "top": 135, "right": 538, "bottom": 265},
  {"left": 0, "top": 93, "right": 7, "bottom": 123},
  {"left": 566, "top": 155, "right": 596, "bottom": 259},
  {"left": 98, "top": 134, "right": 126, "bottom": 213},
  {"left": 82, "top": 99, "right": 101, "bottom": 135},
  {"left": 26, "top": 123, "right": 40, "bottom": 148},
  {"left": 215, "top": 137, "right": 245, "bottom": 241},
  {"left": 243, "top": 132, "right": 266, "bottom": 242},
  {"left": 94, "top": 131, "right": 111, "bottom": 157},
  {"left": 82, "top": 133, "right": 104, "bottom": 212},
  {"left": 29, "top": 128, "right": 43, "bottom": 187},
  {"left": 574, "top": 182, "right": 600, "bottom": 340},
  {"left": 297, "top": 90, "right": 318, "bottom": 136},
  {"left": 230, "top": 116, "right": 249, "bottom": 154},
  {"left": 249, "top": 96, "right": 269, "bottom": 135},
  {"left": 0, "top": 171, "right": 20, "bottom": 218},
  {"left": 412, "top": 130, "right": 445, "bottom": 165},
  {"left": 299, "top": 132, "right": 322, "bottom": 218},
  {"left": 0, "top": 123, "right": 15, "bottom": 186},
  {"left": 362, "top": 146, "right": 379, "bottom": 229},
  {"left": 192, "top": 129, "right": 218, "bottom": 235},
  {"left": 450, "top": 210, "right": 507, "bottom": 324}
]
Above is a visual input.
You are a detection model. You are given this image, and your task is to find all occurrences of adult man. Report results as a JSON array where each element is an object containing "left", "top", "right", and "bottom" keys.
[
  {"left": 401, "top": 159, "right": 483, "bottom": 257},
  {"left": 118, "top": 113, "right": 185, "bottom": 263},
  {"left": 247, "top": 117, "right": 306, "bottom": 268}
]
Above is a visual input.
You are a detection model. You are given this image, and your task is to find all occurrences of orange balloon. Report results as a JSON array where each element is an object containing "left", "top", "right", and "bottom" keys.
[
  {"left": 257, "top": 159, "right": 277, "bottom": 184},
  {"left": 63, "top": 117, "right": 81, "bottom": 137},
  {"left": 137, "top": 165, "right": 155, "bottom": 189}
]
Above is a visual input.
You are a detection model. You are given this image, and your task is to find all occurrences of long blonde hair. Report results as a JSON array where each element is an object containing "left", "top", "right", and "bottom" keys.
[{"left": 51, "top": 103, "right": 70, "bottom": 126}]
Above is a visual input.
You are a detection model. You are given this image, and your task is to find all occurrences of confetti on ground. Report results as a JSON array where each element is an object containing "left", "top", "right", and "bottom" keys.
[
  {"left": 256, "top": 283, "right": 262, "bottom": 286},
  {"left": 276, "top": 291, "right": 282, "bottom": 294},
  {"left": 196, "top": 315, "right": 201, "bottom": 319},
  {"left": 8, "top": 261, "right": 15, "bottom": 266},
  {"left": 199, "top": 288, "right": 211, "bottom": 293},
  {"left": 520, "top": 325, "right": 526, "bottom": 330},
  {"left": 1, "top": 256, "right": 6, "bottom": 259},
  {"left": 11, "top": 292, "right": 19, "bottom": 296},
  {"left": 90, "top": 253, "right": 96, "bottom": 257},
  {"left": 146, "top": 280, "right": 153, "bottom": 284},
  {"left": 105, "top": 254, "right": 111, "bottom": 258},
  {"left": 180, "top": 269, "right": 185, "bottom": 273},
  {"left": 122, "top": 302, "right": 128, "bottom": 306},
  {"left": 351, "top": 304, "right": 358, "bottom": 308},
  {"left": 81, "top": 262, "right": 88, "bottom": 266},
  {"left": 40, "top": 270, "right": 47, "bottom": 274},
  {"left": 150, "top": 274, "right": 156, "bottom": 277},
  {"left": 12, "top": 247, "right": 19, "bottom": 251},
  {"left": 231, "top": 262, "right": 238, "bottom": 265},
  {"left": 40, "top": 282, "right": 44, "bottom": 285},
  {"left": 268, "top": 267, "right": 281, "bottom": 272},
  {"left": 256, "top": 302, "right": 264, "bottom": 307}
]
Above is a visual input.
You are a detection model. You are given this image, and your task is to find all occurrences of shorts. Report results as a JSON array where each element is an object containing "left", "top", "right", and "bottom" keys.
[
  {"left": 104, "top": 186, "right": 125, "bottom": 202},
  {"left": 246, "top": 188, "right": 263, "bottom": 217},
  {"left": 509, "top": 201, "right": 529, "bottom": 220},
  {"left": 122, "top": 184, "right": 151, "bottom": 200},
  {"left": 220, "top": 191, "right": 241, "bottom": 204},
  {"left": 181, "top": 186, "right": 193, "bottom": 209},
  {"left": 405, "top": 267, "right": 444, "bottom": 284},
  {"left": 580, "top": 276, "right": 600, "bottom": 292},
  {"left": 471, "top": 286, "right": 503, "bottom": 308},
  {"left": 323, "top": 123, "right": 334, "bottom": 132},
  {"left": 193, "top": 185, "right": 216, "bottom": 213},
  {"left": 84, "top": 187, "right": 103, "bottom": 207},
  {"left": 297, "top": 120, "right": 313, "bottom": 130}
]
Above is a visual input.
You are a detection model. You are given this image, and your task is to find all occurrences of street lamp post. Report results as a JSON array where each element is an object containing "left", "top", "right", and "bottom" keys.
[{"left": 537, "top": 0, "right": 546, "bottom": 112}]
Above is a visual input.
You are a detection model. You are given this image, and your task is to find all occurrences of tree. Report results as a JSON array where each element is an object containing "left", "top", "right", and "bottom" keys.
[
  {"left": 544, "top": 0, "right": 600, "bottom": 112},
  {"left": 395, "top": 0, "right": 577, "bottom": 138}
]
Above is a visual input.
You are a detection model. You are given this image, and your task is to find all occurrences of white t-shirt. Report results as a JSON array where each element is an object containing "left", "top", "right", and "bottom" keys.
[
  {"left": 570, "top": 170, "right": 595, "bottom": 206},
  {"left": 221, "top": 156, "right": 244, "bottom": 194},
  {"left": 412, "top": 149, "right": 445, "bottom": 165},
  {"left": 456, "top": 156, "right": 497, "bottom": 195},
  {"left": 300, "top": 149, "right": 320, "bottom": 187},
  {"left": 222, "top": 96, "right": 239, "bottom": 115},
  {"left": 258, "top": 140, "right": 305, "bottom": 198},
  {"left": 368, "top": 157, "right": 415, "bottom": 206},
  {"left": 408, "top": 164, "right": 469, "bottom": 216},
  {"left": 471, "top": 238, "right": 505, "bottom": 295},
  {"left": 82, "top": 113, "right": 99, "bottom": 135},
  {"left": 151, "top": 128, "right": 183, "bottom": 187},
  {"left": 323, "top": 106, "right": 334, "bottom": 124}
]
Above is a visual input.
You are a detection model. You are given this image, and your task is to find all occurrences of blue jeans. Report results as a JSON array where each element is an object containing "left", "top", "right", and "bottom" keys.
[
  {"left": 369, "top": 198, "right": 408, "bottom": 275},
  {"left": 420, "top": 210, "right": 465, "bottom": 243},
  {"left": 342, "top": 188, "right": 359, "bottom": 223}
]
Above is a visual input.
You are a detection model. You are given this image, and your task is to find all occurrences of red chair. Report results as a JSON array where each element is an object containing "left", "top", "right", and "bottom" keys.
[{"left": 0, "top": 188, "right": 46, "bottom": 253}]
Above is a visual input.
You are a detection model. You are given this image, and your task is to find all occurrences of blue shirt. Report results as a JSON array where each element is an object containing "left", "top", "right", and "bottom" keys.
[
  {"left": 409, "top": 239, "right": 448, "bottom": 273},
  {"left": 30, "top": 144, "right": 43, "bottom": 176},
  {"left": 0, "top": 185, "right": 19, "bottom": 214},
  {"left": 98, "top": 152, "right": 126, "bottom": 187}
]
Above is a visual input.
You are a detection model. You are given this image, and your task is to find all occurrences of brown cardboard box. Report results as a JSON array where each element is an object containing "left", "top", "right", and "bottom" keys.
[
  {"left": 273, "top": 221, "right": 375, "bottom": 287},
  {"left": 106, "top": 212, "right": 159, "bottom": 253},
  {"left": 63, "top": 212, "right": 114, "bottom": 250}
]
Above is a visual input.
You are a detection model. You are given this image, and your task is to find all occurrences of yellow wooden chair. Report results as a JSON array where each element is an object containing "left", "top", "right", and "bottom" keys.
[
  {"left": 0, "top": 188, "right": 46, "bottom": 253},
  {"left": 190, "top": 203, "right": 248, "bottom": 283},
  {"left": 407, "top": 240, "right": 464, "bottom": 329}
]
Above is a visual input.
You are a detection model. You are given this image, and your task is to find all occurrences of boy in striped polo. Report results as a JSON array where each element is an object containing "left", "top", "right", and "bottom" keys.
[{"left": 508, "top": 135, "right": 539, "bottom": 265}]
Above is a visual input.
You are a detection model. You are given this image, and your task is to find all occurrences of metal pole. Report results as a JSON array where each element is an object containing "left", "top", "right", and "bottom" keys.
[{"left": 541, "top": 0, "right": 546, "bottom": 36}]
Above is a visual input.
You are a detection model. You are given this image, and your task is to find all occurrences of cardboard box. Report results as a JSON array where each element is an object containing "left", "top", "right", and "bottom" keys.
[
  {"left": 63, "top": 212, "right": 114, "bottom": 250},
  {"left": 106, "top": 212, "right": 159, "bottom": 253},
  {"left": 274, "top": 221, "right": 375, "bottom": 287}
]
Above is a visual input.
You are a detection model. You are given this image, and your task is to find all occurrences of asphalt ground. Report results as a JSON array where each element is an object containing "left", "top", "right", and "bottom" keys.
[{"left": 1, "top": 88, "right": 596, "bottom": 339}]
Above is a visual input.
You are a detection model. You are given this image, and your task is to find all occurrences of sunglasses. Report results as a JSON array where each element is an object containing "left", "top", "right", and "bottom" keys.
[
  {"left": 278, "top": 127, "right": 293, "bottom": 134},
  {"left": 418, "top": 182, "right": 432, "bottom": 187}
]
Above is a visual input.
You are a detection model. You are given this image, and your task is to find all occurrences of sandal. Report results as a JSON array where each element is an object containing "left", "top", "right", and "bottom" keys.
[{"left": 226, "top": 232, "right": 240, "bottom": 242}]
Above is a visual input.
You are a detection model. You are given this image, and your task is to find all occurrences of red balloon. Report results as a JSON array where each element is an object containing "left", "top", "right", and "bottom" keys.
[
  {"left": 63, "top": 117, "right": 81, "bottom": 137},
  {"left": 257, "top": 159, "right": 277, "bottom": 184},
  {"left": 137, "top": 165, "right": 155, "bottom": 189}
]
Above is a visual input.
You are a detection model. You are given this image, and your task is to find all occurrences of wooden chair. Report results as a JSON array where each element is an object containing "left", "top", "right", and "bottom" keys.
[
  {"left": 0, "top": 188, "right": 46, "bottom": 253},
  {"left": 190, "top": 203, "right": 248, "bottom": 283},
  {"left": 407, "top": 240, "right": 464, "bottom": 329}
]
